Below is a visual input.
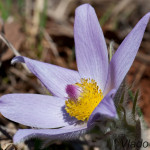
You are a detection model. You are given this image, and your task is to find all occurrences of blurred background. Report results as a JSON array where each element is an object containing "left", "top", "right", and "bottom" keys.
[{"left": 0, "top": 0, "right": 150, "bottom": 149}]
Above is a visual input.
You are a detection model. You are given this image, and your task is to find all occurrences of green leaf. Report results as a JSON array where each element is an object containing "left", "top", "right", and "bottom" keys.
[{"left": 132, "top": 89, "right": 139, "bottom": 117}]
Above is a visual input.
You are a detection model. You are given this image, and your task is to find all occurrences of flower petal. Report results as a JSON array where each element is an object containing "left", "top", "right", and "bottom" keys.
[
  {"left": 12, "top": 56, "right": 80, "bottom": 98},
  {"left": 74, "top": 4, "right": 108, "bottom": 90},
  {"left": 87, "top": 89, "right": 117, "bottom": 127},
  {"left": 13, "top": 124, "right": 87, "bottom": 143},
  {"left": 104, "top": 12, "right": 150, "bottom": 94},
  {"left": 0, "top": 94, "right": 77, "bottom": 128}
]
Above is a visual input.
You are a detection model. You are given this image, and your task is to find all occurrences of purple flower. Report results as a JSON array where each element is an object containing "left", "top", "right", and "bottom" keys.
[{"left": 0, "top": 4, "right": 150, "bottom": 144}]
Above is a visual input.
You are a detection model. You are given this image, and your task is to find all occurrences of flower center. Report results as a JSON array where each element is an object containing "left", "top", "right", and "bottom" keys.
[{"left": 65, "top": 78, "right": 103, "bottom": 121}]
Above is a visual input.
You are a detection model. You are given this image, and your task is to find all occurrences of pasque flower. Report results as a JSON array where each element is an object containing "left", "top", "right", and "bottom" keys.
[{"left": 0, "top": 4, "right": 150, "bottom": 144}]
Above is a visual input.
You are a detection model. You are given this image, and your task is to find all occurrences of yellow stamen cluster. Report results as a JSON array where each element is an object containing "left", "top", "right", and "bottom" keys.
[{"left": 65, "top": 79, "right": 103, "bottom": 121}]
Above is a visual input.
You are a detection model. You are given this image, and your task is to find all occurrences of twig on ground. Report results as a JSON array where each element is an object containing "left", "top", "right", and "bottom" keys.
[
  {"left": 47, "top": 0, "right": 75, "bottom": 21},
  {"left": 0, "top": 33, "right": 30, "bottom": 73},
  {"left": 1, "top": 143, "right": 17, "bottom": 150},
  {"left": 10, "top": 68, "right": 44, "bottom": 94},
  {"left": 42, "top": 29, "right": 59, "bottom": 57},
  {"left": 0, "top": 126, "right": 12, "bottom": 140}
]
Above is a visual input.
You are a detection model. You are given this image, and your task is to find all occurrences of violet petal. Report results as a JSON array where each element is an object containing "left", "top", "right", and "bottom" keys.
[
  {"left": 104, "top": 12, "right": 150, "bottom": 94},
  {"left": 12, "top": 56, "right": 80, "bottom": 98},
  {"left": 13, "top": 124, "right": 87, "bottom": 143},
  {"left": 87, "top": 89, "right": 117, "bottom": 127},
  {"left": 74, "top": 4, "right": 108, "bottom": 91},
  {"left": 0, "top": 94, "right": 77, "bottom": 128}
]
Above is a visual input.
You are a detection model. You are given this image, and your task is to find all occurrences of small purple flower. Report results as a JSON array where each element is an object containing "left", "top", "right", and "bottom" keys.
[{"left": 0, "top": 4, "right": 150, "bottom": 144}]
